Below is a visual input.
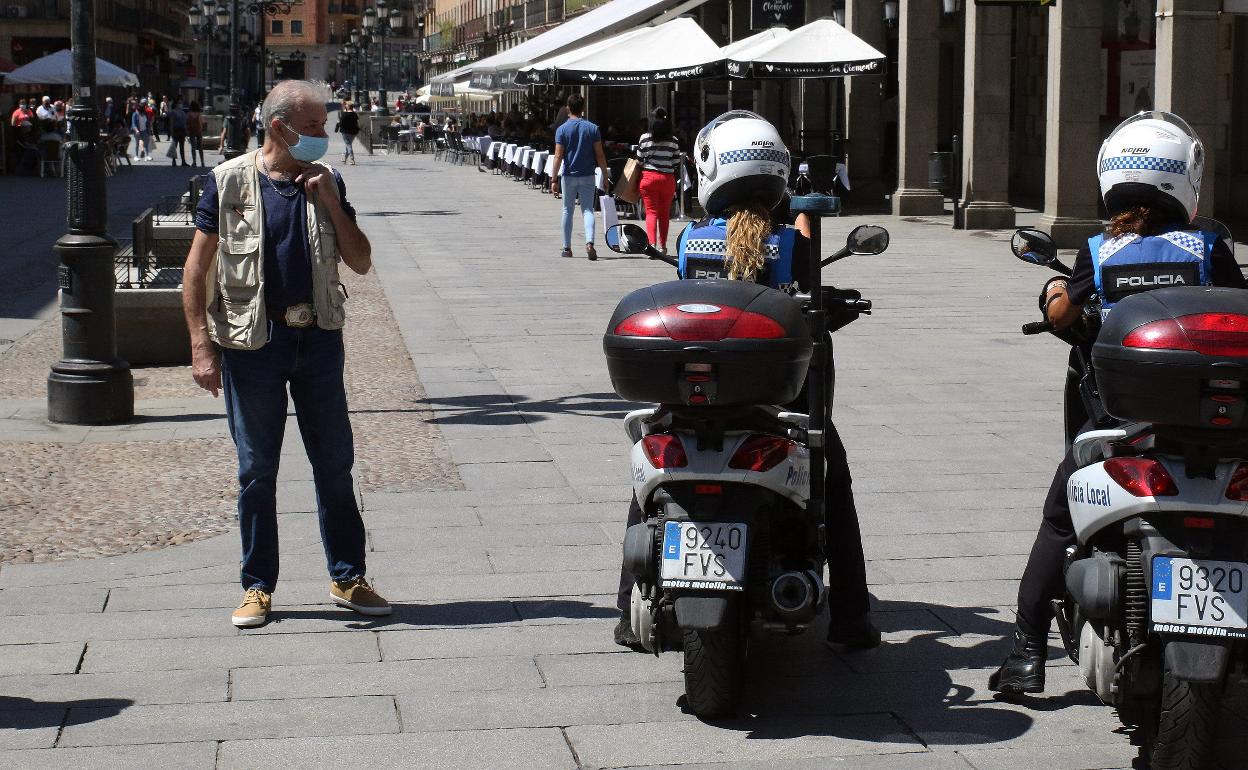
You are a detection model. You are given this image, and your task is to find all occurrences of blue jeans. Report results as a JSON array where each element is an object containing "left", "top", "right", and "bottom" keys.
[
  {"left": 561, "top": 174, "right": 597, "bottom": 249},
  {"left": 342, "top": 132, "right": 356, "bottom": 160},
  {"left": 221, "top": 323, "right": 366, "bottom": 592}
]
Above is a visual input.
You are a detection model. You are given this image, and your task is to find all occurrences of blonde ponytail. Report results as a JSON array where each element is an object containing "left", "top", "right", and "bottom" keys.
[{"left": 724, "top": 199, "right": 773, "bottom": 282}]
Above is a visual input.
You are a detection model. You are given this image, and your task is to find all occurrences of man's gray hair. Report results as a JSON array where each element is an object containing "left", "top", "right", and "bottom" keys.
[{"left": 261, "top": 80, "right": 330, "bottom": 126}]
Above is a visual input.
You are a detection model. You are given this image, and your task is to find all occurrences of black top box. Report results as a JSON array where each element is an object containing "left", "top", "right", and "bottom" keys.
[
  {"left": 1093, "top": 287, "right": 1248, "bottom": 430},
  {"left": 604, "top": 280, "right": 813, "bottom": 407}
]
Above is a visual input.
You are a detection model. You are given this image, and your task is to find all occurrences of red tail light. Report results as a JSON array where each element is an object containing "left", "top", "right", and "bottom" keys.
[
  {"left": 642, "top": 434, "right": 687, "bottom": 468},
  {"left": 729, "top": 435, "right": 795, "bottom": 472},
  {"left": 1226, "top": 463, "right": 1248, "bottom": 501},
  {"left": 1104, "top": 457, "right": 1179, "bottom": 497},
  {"left": 613, "top": 304, "right": 785, "bottom": 341},
  {"left": 1122, "top": 313, "right": 1248, "bottom": 357},
  {"left": 1184, "top": 516, "right": 1216, "bottom": 529}
]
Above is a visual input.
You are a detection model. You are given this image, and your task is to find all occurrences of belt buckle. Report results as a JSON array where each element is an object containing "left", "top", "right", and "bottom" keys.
[{"left": 284, "top": 303, "right": 315, "bottom": 328}]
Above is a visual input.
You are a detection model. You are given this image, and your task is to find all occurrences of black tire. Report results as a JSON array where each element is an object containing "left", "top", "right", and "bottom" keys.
[
  {"left": 1149, "top": 666, "right": 1221, "bottom": 770},
  {"left": 682, "top": 627, "right": 743, "bottom": 718}
]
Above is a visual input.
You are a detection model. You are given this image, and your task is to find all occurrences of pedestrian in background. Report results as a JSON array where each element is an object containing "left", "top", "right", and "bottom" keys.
[
  {"left": 157, "top": 95, "right": 169, "bottom": 141},
  {"left": 187, "top": 101, "right": 205, "bottom": 166},
  {"left": 550, "top": 93, "right": 610, "bottom": 261},
  {"left": 181, "top": 79, "right": 390, "bottom": 629},
  {"left": 636, "top": 107, "right": 682, "bottom": 254},
  {"left": 168, "top": 99, "right": 188, "bottom": 166},
  {"left": 35, "top": 95, "right": 55, "bottom": 121},
  {"left": 130, "top": 102, "right": 150, "bottom": 161},
  {"left": 337, "top": 100, "right": 360, "bottom": 165}
]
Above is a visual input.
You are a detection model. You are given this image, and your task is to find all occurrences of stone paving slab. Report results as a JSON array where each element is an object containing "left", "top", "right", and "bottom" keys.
[
  {"left": 215, "top": 728, "right": 576, "bottom": 769},
  {"left": 57, "top": 695, "right": 399, "bottom": 747},
  {"left": 229, "top": 655, "right": 543, "bottom": 701},
  {"left": 80, "top": 630, "right": 381, "bottom": 673},
  {"left": 0, "top": 641, "right": 84, "bottom": 676},
  {"left": 0, "top": 668, "right": 226, "bottom": 707},
  {"left": 565, "top": 715, "right": 924, "bottom": 769},
  {"left": 0, "top": 742, "right": 219, "bottom": 770}
]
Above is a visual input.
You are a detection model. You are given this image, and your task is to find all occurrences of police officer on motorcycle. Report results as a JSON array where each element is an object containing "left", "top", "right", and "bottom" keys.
[
  {"left": 991, "top": 111, "right": 1247, "bottom": 694},
  {"left": 614, "top": 111, "right": 881, "bottom": 652}
]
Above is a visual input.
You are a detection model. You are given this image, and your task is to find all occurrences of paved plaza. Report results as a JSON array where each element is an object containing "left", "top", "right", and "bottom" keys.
[{"left": 0, "top": 149, "right": 1245, "bottom": 768}]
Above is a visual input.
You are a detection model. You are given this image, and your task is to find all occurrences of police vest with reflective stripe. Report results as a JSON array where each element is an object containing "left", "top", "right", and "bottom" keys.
[
  {"left": 1090, "top": 229, "right": 1218, "bottom": 315},
  {"left": 676, "top": 218, "right": 797, "bottom": 291}
]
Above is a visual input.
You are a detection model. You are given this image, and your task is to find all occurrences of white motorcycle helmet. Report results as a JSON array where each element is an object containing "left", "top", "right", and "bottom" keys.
[
  {"left": 1097, "top": 110, "right": 1204, "bottom": 224},
  {"left": 695, "top": 110, "right": 791, "bottom": 218}
]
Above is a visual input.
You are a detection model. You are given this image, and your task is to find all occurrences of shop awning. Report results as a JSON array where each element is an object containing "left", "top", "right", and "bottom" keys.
[
  {"left": 453, "top": 0, "right": 710, "bottom": 85},
  {"left": 724, "top": 18, "right": 885, "bottom": 78},
  {"left": 3, "top": 49, "right": 139, "bottom": 87},
  {"left": 430, "top": 78, "right": 500, "bottom": 102},
  {"left": 516, "top": 17, "right": 721, "bottom": 86}
]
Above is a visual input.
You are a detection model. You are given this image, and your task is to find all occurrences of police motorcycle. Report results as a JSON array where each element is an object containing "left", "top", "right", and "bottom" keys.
[
  {"left": 601, "top": 110, "right": 886, "bottom": 717},
  {"left": 1009, "top": 114, "right": 1248, "bottom": 769}
]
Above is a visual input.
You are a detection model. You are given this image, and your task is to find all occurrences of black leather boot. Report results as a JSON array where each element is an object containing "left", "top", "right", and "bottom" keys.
[
  {"left": 988, "top": 625, "right": 1048, "bottom": 694},
  {"left": 825, "top": 613, "right": 882, "bottom": 651},
  {"left": 613, "top": 611, "right": 644, "bottom": 651}
]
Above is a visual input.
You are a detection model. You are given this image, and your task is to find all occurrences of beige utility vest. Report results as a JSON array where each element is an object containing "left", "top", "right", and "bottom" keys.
[{"left": 205, "top": 150, "right": 347, "bottom": 350}]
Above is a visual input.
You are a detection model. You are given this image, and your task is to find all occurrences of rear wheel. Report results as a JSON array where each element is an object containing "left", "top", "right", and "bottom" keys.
[
  {"left": 682, "top": 626, "right": 743, "bottom": 718},
  {"left": 1148, "top": 666, "right": 1221, "bottom": 770}
]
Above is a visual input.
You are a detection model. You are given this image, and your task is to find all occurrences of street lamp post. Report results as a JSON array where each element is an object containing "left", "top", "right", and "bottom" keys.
[
  {"left": 48, "top": 0, "right": 133, "bottom": 424},
  {"left": 189, "top": 0, "right": 230, "bottom": 113},
  {"left": 362, "top": 0, "right": 403, "bottom": 115},
  {"left": 223, "top": 0, "right": 244, "bottom": 159}
]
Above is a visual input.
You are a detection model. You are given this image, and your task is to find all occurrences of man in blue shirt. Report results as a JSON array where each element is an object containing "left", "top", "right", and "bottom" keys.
[{"left": 551, "top": 93, "right": 610, "bottom": 261}]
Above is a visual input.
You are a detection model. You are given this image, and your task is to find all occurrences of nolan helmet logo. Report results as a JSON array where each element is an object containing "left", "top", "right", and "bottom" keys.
[
  {"left": 751, "top": 140, "right": 774, "bottom": 148},
  {"left": 1116, "top": 274, "right": 1188, "bottom": 288},
  {"left": 1121, "top": 146, "right": 1151, "bottom": 154}
]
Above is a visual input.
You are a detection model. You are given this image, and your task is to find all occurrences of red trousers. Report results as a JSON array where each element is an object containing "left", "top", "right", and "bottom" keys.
[{"left": 639, "top": 170, "right": 676, "bottom": 249}]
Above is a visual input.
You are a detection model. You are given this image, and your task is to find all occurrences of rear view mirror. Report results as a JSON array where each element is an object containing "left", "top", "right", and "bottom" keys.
[
  {"left": 847, "top": 225, "right": 889, "bottom": 255},
  {"left": 1012, "top": 228, "right": 1058, "bottom": 266},
  {"left": 606, "top": 223, "right": 650, "bottom": 255}
]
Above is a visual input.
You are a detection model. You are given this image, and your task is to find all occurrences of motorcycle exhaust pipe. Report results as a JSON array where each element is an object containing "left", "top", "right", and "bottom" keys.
[{"left": 769, "top": 571, "right": 823, "bottom": 624}]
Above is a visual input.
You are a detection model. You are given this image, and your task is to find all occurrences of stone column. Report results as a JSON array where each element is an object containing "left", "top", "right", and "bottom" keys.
[
  {"left": 845, "top": 0, "right": 886, "bottom": 205},
  {"left": 1155, "top": 0, "right": 1220, "bottom": 218},
  {"left": 892, "top": 0, "right": 945, "bottom": 216},
  {"left": 959, "top": 4, "right": 1015, "bottom": 229},
  {"left": 1036, "top": 1, "right": 1103, "bottom": 247}
]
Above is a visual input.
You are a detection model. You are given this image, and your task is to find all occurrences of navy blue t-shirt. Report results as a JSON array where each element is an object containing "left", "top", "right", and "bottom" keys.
[{"left": 194, "top": 167, "right": 356, "bottom": 314}]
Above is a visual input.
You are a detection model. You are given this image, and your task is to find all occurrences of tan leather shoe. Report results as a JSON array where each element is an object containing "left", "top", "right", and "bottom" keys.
[
  {"left": 330, "top": 576, "right": 392, "bottom": 616},
  {"left": 231, "top": 587, "right": 272, "bottom": 628}
]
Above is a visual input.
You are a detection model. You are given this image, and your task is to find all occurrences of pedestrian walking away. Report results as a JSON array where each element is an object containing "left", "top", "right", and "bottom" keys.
[
  {"left": 181, "top": 79, "right": 391, "bottom": 629},
  {"left": 186, "top": 101, "right": 206, "bottom": 166},
  {"left": 168, "top": 99, "right": 188, "bottom": 166},
  {"left": 550, "top": 93, "right": 610, "bottom": 261},
  {"left": 337, "top": 100, "right": 360, "bottom": 165},
  {"left": 636, "top": 107, "right": 682, "bottom": 254}
]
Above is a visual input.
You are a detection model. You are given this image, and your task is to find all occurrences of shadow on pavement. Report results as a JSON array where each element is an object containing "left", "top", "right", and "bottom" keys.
[
  {"left": 0, "top": 696, "right": 133, "bottom": 729},
  {"left": 265, "top": 598, "right": 614, "bottom": 630},
  {"left": 422, "top": 392, "right": 637, "bottom": 425},
  {"left": 662, "top": 599, "right": 1102, "bottom": 748},
  {"left": 130, "top": 412, "right": 225, "bottom": 424}
]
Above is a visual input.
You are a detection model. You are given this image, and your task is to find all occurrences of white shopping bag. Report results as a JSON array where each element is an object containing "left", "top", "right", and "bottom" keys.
[{"left": 600, "top": 194, "right": 619, "bottom": 232}]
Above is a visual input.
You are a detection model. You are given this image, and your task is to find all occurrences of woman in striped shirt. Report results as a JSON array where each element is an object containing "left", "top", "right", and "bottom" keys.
[{"left": 636, "top": 109, "right": 683, "bottom": 253}]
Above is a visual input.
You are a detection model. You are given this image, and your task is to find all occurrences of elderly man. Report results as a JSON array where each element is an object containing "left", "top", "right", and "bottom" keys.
[
  {"left": 35, "top": 95, "right": 55, "bottom": 121},
  {"left": 182, "top": 79, "right": 389, "bottom": 628}
]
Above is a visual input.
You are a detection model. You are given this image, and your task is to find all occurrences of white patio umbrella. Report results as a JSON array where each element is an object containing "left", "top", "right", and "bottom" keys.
[
  {"left": 516, "top": 17, "right": 722, "bottom": 86},
  {"left": 3, "top": 49, "right": 139, "bottom": 87},
  {"left": 724, "top": 18, "right": 885, "bottom": 79}
]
